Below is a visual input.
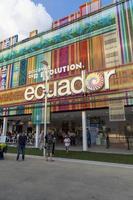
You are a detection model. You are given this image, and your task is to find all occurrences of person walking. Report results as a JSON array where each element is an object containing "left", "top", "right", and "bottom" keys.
[{"left": 16, "top": 132, "right": 27, "bottom": 161}]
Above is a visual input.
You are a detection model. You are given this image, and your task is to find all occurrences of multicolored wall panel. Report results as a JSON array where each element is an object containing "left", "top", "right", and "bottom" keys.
[
  {"left": 35, "top": 54, "right": 44, "bottom": 83},
  {"left": 27, "top": 57, "right": 36, "bottom": 84},
  {"left": 0, "top": 66, "right": 8, "bottom": 90},
  {"left": 103, "top": 31, "right": 122, "bottom": 68},
  {"left": 116, "top": 0, "right": 133, "bottom": 64},
  {"left": 10, "top": 62, "right": 20, "bottom": 88},
  {"left": 30, "top": 52, "right": 51, "bottom": 123},
  {"left": 19, "top": 59, "right": 27, "bottom": 86},
  {"left": 51, "top": 35, "right": 108, "bottom": 76}
]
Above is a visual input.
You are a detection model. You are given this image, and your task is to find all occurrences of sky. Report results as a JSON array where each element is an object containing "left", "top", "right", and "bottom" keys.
[
  {"left": 0, "top": 0, "right": 112, "bottom": 42},
  {"left": 33, "top": 0, "right": 113, "bottom": 20}
]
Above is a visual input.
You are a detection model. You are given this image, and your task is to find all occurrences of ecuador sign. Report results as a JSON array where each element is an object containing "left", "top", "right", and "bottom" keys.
[{"left": 0, "top": 64, "right": 133, "bottom": 108}]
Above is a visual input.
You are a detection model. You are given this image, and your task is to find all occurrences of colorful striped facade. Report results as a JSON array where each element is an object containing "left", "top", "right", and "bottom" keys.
[{"left": 0, "top": 0, "right": 132, "bottom": 125}]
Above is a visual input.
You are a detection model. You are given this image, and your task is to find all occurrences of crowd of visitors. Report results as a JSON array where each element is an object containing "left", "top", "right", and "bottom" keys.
[
  {"left": 1, "top": 124, "right": 133, "bottom": 152},
  {"left": 4, "top": 129, "right": 82, "bottom": 147},
  {"left": 5, "top": 131, "right": 35, "bottom": 145}
]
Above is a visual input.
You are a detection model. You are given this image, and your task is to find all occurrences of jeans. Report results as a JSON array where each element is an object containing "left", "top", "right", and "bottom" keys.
[
  {"left": 0, "top": 149, "right": 4, "bottom": 160},
  {"left": 16, "top": 145, "right": 25, "bottom": 160}
]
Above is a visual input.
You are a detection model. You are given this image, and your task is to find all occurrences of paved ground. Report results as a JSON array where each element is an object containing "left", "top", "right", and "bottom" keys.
[{"left": 0, "top": 155, "right": 133, "bottom": 200}]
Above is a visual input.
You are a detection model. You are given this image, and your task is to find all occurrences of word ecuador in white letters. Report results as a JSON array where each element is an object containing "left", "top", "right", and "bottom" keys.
[{"left": 24, "top": 69, "right": 115, "bottom": 101}]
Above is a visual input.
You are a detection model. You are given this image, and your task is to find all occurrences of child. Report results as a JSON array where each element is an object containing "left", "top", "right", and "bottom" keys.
[{"left": 64, "top": 135, "right": 71, "bottom": 152}]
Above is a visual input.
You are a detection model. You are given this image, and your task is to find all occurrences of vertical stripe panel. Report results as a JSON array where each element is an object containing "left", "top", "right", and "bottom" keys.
[{"left": 19, "top": 59, "right": 27, "bottom": 86}]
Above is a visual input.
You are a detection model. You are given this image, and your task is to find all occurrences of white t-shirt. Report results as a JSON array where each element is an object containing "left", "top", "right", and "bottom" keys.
[{"left": 64, "top": 137, "right": 71, "bottom": 147}]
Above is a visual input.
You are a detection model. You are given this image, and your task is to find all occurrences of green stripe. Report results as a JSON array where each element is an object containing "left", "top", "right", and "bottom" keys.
[
  {"left": 128, "top": 0, "right": 133, "bottom": 52},
  {"left": 125, "top": 2, "right": 132, "bottom": 61},
  {"left": 36, "top": 54, "right": 44, "bottom": 83},
  {"left": 120, "top": 3, "right": 129, "bottom": 62},
  {"left": 19, "top": 59, "right": 27, "bottom": 86}
]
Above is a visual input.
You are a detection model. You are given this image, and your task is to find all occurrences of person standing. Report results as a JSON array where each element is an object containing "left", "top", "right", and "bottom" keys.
[
  {"left": 0, "top": 145, "right": 4, "bottom": 160},
  {"left": 45, "top": 131, "right": 54, "bottom": 161},
  {"left": 124, "top": 124, "right": 131, "bottom": 150},
  {"left": 51, "top": 130, "right": 56, "bottom": 156},
  {"left": 87, "top": 128, "right": 91, "bottom": 148},
  {"left": 16, "top": 132, "right": 27, "bottom": 161},
  {"left": 105, "top": 130, "right": 110, "bottom": 149},
  {"left": 39, "top": 131, "right": 44, "bottom": 150},
  {"left": 64, "top": 135, "right": 71, "bottom": 152}
]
